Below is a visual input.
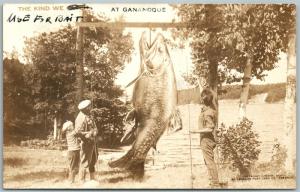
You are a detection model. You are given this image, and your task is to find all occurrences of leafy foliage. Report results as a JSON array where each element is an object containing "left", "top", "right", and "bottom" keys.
[
  {"left": 270, "top": 139, "right": 288, "bottom": 174},
  {"left": 173, "top": 4, "right": 295, "bottom": 86},
  {"left": 20, "top": 135, "right": 67, "bottom": 150},
  {"left": 24, "top": 25, "right": 78, "bottom": 120},
  {"left": 91, "top": 98, "right": 129, "bottom": 147},
  {"left": 174, "top": 4, "right": 225, "bottom": 88},
  {"left": 3, "top": 57, "right": 37, "bottom": 139},
  {"left": 9, "top": 11, "right": 134, "bottom": 147},
  {"left": 254, "top": 138, "right": 288, "bottom": 175},
  {"left": 217, "top": 118, "right": 261, "bottom": 177}
]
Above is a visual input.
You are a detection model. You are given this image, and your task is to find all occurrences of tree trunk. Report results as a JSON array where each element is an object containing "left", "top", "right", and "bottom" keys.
[
  {"left": 75, "top": 9, "right": 85, "bottom": 106},
  {"left": 238, "top": 165, "right": 250, "bottom": 178},
  {"left": 284, "top": 32, "right": 296, "bottom": 175},
  {"left": 208, "top": 61, "right": 220, "bottom": 176},
  {"left": 57, "top": 113, "right": 62, "bottom": 140},
  {"left": 239, "top": 55, "right": 253, "bottom": 119}
]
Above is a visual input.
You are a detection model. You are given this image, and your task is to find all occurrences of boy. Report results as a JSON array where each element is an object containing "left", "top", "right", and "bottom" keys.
[
  {"left": 62, "top": 120, "right": 81, "bottom": 184},
  {"left": 198, "top": 88, "right": 220, "bottom": 187}
]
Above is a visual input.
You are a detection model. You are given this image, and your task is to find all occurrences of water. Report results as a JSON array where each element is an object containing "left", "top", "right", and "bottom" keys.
[
  {"left": 100, "top": 102, "right": 295, "bottom": 167},
  {"left": 153, "top": 102, "right": 294, "bottom": 166}
]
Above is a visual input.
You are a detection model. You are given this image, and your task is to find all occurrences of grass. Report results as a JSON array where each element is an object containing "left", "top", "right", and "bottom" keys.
[
  {"left": 4, "top": 157, "right": 27, "bottom": 167},
  {"left": 3, "top": 146, "right": 296, "bottom": 189},
  {"left": 3, "top": 102, "right": 296, "bottom": 189}
]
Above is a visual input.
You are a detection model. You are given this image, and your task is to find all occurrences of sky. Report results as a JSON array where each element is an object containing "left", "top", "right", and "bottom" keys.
[{"left": 3, "top": 3, "right": 288, "bottom": 95}]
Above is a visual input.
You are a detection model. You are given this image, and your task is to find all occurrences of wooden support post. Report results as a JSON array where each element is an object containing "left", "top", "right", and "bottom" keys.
[
  {"left": 75, "top": 9, "right": 85, "bottom": 106},
  {"left": 76, "top": 22, "right": 186, "bottom": 29},
  {"left": 284, "top": 32, "right": 296, "bottom": 175}
]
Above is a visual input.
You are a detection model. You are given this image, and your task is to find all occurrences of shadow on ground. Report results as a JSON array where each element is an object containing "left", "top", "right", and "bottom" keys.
[
  {"left": 5, "top": 170, "right": 66, "bottom": 182},
  {"left": 4, "top": 157, "right": 28, "bottom": 167}
]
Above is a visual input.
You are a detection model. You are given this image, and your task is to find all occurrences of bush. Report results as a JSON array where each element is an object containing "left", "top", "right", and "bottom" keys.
[
  {"left": 217, "top": 118, "right": 261, "bottom": 178},
  {"left": 254, "top": 138, "right": 288, "bottom": 176},
  {"left": 91, "top": 98, "right": 129, "bottom": 148},
  {"left": 270, "top": 138, "right": 288, "bottom": 174},
  {"left": 20, "top": 135, "right": 67, "bottom": 150}
]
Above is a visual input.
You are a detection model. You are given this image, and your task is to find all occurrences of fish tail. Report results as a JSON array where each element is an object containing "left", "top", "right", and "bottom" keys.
[
  {"left": 108, "top": 149, "right": 134, "bottom": 168},
  {"left": 108, "top": 148, "right": 146, "bottom": 178},
  {"left": 109, "top": 119, "right": 165, "bottom": 178}
]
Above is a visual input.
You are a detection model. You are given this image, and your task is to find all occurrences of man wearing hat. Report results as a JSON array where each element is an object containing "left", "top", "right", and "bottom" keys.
[{"left": 75, "top": 99, "right": 98, "bottom": 182}]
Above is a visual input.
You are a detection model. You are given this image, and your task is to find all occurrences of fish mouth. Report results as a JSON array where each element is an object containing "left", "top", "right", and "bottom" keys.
[
  {"left": 140, "top": 32, "right": 165, "bottom": 53},
  {"left": 140, "top": 32, "right": 168, "bottom": 72}
]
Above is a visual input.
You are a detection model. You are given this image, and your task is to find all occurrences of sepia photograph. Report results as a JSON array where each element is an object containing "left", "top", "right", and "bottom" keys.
[{"left": 2, "top": 3, "right": 296, "bottom": 189}]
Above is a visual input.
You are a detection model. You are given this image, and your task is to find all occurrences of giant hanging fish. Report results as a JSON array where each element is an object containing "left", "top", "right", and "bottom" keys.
[{"left": 108, "top": 32, "right": 182, "bottom": 179}]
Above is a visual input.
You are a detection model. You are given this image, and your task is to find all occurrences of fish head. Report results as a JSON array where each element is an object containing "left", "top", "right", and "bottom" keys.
[{"left": 139, "top": 32, "right": 170, "bottom": 73}]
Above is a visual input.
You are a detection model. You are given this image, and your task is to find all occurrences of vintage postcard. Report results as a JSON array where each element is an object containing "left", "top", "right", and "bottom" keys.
[{"left": 2, "top": 3, "right": 296, "bottom": 189}]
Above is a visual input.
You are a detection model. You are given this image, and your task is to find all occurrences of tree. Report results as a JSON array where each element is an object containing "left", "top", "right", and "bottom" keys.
[
  {"left": 24, "top": 25, "right": 78, "bottom": 135},
  {"left": 174, "top": 5, "right": 226, "bottom": 93},
  {"left": 24, "top": 12, "right": 134, "bottom": 144},
  {"left": 3, "top": 56, "right": 34, "bottom": 140},
  {"left": 174, "top": 4, "right": 296, "bottom": 176},
  {"left": 174, "top": 5, "right": 292, "bottom": 118},
  {"left": 219, "top": 5, "right": 291, "bottom": 118},
  {"left": 223, "top": 4, "right": 296, "bottom": 173}
]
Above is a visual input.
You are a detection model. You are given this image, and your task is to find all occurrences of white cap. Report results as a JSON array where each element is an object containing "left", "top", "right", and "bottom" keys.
[
  {"left": 78, "top": 99, "right": 91, "bottom": 110},
  {"left": 62, "top": 121, "right": 73, "bottom": 132}
]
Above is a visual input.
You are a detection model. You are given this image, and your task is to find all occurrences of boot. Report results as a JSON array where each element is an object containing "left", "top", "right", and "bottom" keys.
[
  {"left": 130, "top": 162, "right": 144, "bottom": 181},
  {"left": 90, "top": 172, "right": 96, "bottom": 180},
  {"left": 69, "top": 171, "right": 76, "bottom": 184},
  {"left": 209, "top": 178, "right": 221, "bottom": 188},
  {"left": 79, "top": 169, "right": 86, "bottom": 183}
]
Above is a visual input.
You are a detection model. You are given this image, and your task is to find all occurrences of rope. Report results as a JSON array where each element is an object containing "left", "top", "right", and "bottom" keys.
[{"left": 185, "top": 48, "right": 194, "bottom": 189}]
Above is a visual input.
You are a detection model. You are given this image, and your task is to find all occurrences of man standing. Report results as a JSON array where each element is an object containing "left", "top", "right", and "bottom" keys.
[{"left": 75, "top": 100, "right": 98, "bottom": 182}]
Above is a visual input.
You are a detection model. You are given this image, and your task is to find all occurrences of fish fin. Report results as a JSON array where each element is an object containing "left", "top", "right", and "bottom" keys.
[
  {"left": 153, "top": 145, "right": 157, "bottom": 151},
  {"left": 124, "top": 108, "right": 136, "bottom": 123},
  {"left": 121, "top": 109, "right": 138, "bottom": 144},
  {"left": 120, "top": 124, "right": 137, "bottom": 144},
  {"left": 166, "top": 109, "right": 183, "bottom": 134},
  {"left": 125, "top": 72, "right": 143, "bottom": 88},
  {"left": 108, "top": 149, "right": 134, "bottom": 168}
]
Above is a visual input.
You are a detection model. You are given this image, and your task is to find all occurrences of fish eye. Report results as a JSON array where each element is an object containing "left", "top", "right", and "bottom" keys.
[{"left": 158, "top": 46, "right": 163, "bottom": 53}]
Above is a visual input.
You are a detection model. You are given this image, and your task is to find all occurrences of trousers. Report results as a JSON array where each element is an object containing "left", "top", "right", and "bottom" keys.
[
  {"left": 80, "top": 142, "right": 98, "bottom": 173},
  {"left": 200, "top": 135, "right": 219, "bottom": 183},
  {"left": 68, "top": 150, "right": 80, "bottom": 175}
]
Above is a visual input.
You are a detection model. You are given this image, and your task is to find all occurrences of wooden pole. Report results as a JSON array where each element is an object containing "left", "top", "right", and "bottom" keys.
[
  {"left": 75, "top": 9, "right": 85, "bottom": 106},
  {"left": 284, "top": 31, "right": 296, "bottom": 174},
  {"left": 76, "top": 22, "right": 186, "bottom": 28}
]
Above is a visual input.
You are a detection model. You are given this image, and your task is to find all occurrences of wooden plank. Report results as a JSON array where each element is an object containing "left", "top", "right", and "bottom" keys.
[{"left": 76, "top": 22, "right": 186, "bottom": 28}]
